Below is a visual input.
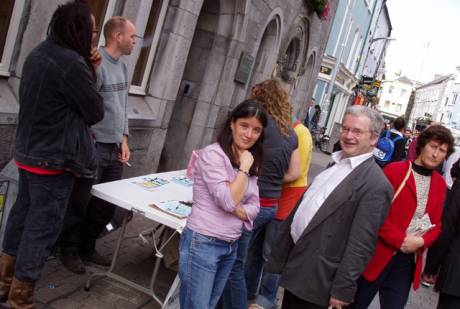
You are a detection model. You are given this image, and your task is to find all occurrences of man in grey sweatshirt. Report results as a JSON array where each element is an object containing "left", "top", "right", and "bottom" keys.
[{"left": 59, "top": 16, "right": 136, "bottom": 273}]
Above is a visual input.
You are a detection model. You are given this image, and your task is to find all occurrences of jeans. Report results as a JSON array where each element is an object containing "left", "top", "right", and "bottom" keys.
[
  {"left": 254, "top": 219, "right": 283, "bottom": 309},
  {"left": 179, "top": 227, "right": 238, "bottom": 309},
  {"left": 349, "top": 252, "right": 415, "bottom": 309},
  {"left": 3, "top": 169, "right": 75, "bottom": 281},
  {"left": 60, "top": 142, "right": 123, "bottom": 255},
  {"left": 221, "top": 206, "right": 276, "bottom": 308}
]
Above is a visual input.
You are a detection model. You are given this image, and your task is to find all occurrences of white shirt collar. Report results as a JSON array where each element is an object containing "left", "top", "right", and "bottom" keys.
[{"left": 332, "top": 151, "right": 373, "bottom": 169}]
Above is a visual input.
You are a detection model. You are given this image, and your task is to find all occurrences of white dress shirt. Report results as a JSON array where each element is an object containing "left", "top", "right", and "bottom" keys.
[{"left": 290, "top": 151, "right": 373, "bottom": 243}]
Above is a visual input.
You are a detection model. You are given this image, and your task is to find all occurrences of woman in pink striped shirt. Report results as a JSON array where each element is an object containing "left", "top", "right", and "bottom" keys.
[{"left": 179, "top": 100, "right": 267, "bottom": 309}]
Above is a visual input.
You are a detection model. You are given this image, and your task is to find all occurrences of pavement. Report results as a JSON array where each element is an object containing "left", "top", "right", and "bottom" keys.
[{"left": 25, "top": 148, "right": 439, "bottom": 308}]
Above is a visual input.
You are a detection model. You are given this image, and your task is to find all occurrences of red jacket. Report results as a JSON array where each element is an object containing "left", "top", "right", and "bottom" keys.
[{"left": 362, "top": 161, "right": 445, "bottom": 289}]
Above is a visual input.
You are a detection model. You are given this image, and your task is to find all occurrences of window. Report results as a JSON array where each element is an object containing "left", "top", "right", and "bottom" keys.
[
  {"left": 0, "top": 0, "right": 26, "bottom": 76},
  {"left": 130, "top": 0, "right": 170, "bottom": 94},
  {"left": 400, "top": 89, "right": 407, "bottom": 97},
  {"left": 88, "top": 0, "right": 117, "bottom": 47},
  {"left": 388, "top": 86, "right": 394, "bottom": 94}
]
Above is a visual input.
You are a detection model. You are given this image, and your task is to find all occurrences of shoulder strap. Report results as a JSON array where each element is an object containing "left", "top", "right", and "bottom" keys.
[
  {"left": 385, "top": 130, "right": 391, "bottom": 138},
  {"left": 392, "top": 161, "right": 412, "bottom": 202}
]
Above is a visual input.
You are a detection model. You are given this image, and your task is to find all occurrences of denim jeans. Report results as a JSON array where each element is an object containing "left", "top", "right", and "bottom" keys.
[
  {"left": 220, "top": 206, "right": 276, "bottom": 308},
  {"left": 3, "top": 169, "right": 75, "bottom": 281},
  {"left": 179, "top": 227, "right": 238, "bottom": 309},
  {"left": 253, "top": 219, "right": 283, "bottom": 309},
  {"left": 60, "top": 142, "right": 123, "bottom": 255}
]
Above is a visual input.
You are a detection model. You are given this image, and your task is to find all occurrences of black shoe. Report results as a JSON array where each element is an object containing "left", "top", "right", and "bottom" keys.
[
  {"left": 59, "top": 253, "right": 86, "bottom": 274},
  {"left": 81, "top": 251, "right": 111, "bottom": 266}
]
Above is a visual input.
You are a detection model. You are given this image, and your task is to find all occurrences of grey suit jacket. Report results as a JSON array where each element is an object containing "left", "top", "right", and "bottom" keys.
[{"left": 266, "top": 157, "right": 393, "bottom": 306}]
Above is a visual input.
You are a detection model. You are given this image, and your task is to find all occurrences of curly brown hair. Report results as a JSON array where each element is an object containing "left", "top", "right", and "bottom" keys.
[{"left": 249, "top": 79, "right": 292, "bottom": 137}]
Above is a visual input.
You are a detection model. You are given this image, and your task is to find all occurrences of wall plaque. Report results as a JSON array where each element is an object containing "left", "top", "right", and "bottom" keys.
[{"left": 234, "top": 52, "right": 254, "bottom": 84}]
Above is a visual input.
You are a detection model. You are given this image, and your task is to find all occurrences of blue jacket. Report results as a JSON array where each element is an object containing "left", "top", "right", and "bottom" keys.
[{"left": 14, "top": 39, "right": 104, "bottom": 177}]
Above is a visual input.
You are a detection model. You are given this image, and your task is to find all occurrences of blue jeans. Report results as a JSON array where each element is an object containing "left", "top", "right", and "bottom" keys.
[
  {"left": 179, "top": 227, "right": 238, "bottom": 309},
  {"left": 221, "top": 206, "right": 276, "bottom": 309},
  {"left": 3, "top": 169, "right": 75, "bottom": 281},
  {"left": 254, "top": 219, "right": 283, "bottom": 309}
]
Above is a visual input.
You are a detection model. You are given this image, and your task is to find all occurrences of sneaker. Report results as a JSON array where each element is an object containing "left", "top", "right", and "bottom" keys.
[
  {"left": 59, "top": 253, "right": 86, "bottom": 274},
  {"left": 81, "top": 251, "right": 111, "bottom": 266}
]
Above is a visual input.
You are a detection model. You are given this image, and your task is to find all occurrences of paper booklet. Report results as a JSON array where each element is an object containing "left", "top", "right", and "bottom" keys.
[
  {"left": 407, "top": 213, "right": 435, "bottom": 236},
  {"left": 150, "top": 200, "right": 192, "bottom": 219},
  {"left": 132, "top": 176, "right": 169, "bottom": 191}
]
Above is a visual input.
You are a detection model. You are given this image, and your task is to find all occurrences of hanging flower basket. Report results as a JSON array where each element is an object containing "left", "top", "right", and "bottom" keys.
[{"left": 305, "top": 0, "right": 331, "bottom": 20}]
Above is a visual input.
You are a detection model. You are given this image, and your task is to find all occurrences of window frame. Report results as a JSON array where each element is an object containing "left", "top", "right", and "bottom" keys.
[
  {"left": 129, "top": 0, "right": 170, "bottom": 95},
  {"left": 0, "top": 0, "right": 25, "bottom": 76},
  {"left": 94, "top": 0, "right": 117, "bottom": 48}
]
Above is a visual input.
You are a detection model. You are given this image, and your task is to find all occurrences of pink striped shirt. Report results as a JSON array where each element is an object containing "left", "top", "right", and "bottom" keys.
[{"left": 186, "top": 143, "right": 260, "bottom": 241}]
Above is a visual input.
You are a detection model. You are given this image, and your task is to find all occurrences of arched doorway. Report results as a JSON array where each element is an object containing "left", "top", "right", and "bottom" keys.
[
  {"left": 158, "top": 0, "right": 221, "bottom": 171},
  {"left": 246, "top": 17, "right": 280, "bottom": 94}
]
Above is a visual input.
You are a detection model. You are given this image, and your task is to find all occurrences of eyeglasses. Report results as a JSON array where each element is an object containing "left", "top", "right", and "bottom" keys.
[{"left": 340, "top": 125, "right": 371, "bottom": 137}]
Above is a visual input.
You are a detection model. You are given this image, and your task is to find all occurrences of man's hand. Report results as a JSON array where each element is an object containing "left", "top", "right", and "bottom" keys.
[
  {"left": 119, "top": 135, "right": 130, "bottom": 163},
  {"left": 90, "top": 47, "right": 102, "bottom": 71},
  {"left": 329, "top": 296, "right": 349, "bottom": 308},
  {"left": 400, "top": 235, "right": 424, "bottom": 253}
]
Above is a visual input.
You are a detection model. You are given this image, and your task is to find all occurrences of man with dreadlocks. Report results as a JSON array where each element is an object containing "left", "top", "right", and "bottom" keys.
[
  {"left": 58, "top": 16, "right": 136, "bottom": 274},
  {"left": 0, "top": 2, "right": 103, "bottom": 307}
]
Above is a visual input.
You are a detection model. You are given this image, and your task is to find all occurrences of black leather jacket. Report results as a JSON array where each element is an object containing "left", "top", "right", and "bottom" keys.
[{"left": 14, "top": 39, "right": 104, "bottom": 177}]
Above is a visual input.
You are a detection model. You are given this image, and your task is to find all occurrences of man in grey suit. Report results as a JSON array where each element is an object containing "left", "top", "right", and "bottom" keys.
[{"left": 267, "top": 105, "right": 393, "bottom": 309}]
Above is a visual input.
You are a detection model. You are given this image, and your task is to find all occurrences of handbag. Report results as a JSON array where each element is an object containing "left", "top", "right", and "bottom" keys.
[{"left": 392, "top": 161, "right": 412, "bottom": 202}]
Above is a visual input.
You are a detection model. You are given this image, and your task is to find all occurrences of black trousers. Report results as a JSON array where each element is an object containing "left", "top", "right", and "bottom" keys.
[
  {"left": 437, "top": 293, "right": 460, "bottom": 309},
  {"left": 60, "top": 142, "right": 124, "bottom": 255},
  {"left": 348, "top": 252, "right": 415, "bottom": 309},
  {"left": 281, "top": 290, "right": 327, "bottom": 309}
]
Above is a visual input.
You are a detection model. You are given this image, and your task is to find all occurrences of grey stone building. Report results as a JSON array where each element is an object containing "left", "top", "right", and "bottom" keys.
[{"left": 0, "top": 0, "right": 337, "bottom": 176}]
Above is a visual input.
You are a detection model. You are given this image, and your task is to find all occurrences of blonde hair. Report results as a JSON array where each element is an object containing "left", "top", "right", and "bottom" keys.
[{"left": 250, "top": 79, "right": 292, "bottom": 137}]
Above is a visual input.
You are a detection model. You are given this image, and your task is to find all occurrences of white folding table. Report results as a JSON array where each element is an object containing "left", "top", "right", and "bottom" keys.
[{"left": 84, "top": 169, "right": 192, "bottom": 307}]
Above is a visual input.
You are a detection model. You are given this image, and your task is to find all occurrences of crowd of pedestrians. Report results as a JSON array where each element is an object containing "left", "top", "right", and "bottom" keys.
[{"left": 0, "top": 1, "right": 459, "bottom": 309}]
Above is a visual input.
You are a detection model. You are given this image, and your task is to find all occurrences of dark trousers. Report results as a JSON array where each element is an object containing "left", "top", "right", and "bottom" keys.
[
  {"left": 349, "top": 252, "right": 415, "bottom": 309},
  {"left": 437, "top": 293, "right": 460, "bottom": 309},
  {"left": 60, "top": 142, "right": 123, "bottom": 255},
  {"left": 3, "top": 170, "right": 75, "bottom": 281},
  {"left": 281, "top": 290, "right": 327, "bottom": 309}
]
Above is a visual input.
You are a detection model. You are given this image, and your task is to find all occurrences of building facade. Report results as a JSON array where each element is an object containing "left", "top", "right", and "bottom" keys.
[
  {"left": 0, "top": 0, "right": 338, "bottom": 174},
  {"left": 313, "top": 0, "right": 391, "bottom": 141},
  {"left": 409, "top": 74, "right": 455, "bottom": 127},
  {"left": 378, "top": 76, "right": 414, "bottom": 121}
]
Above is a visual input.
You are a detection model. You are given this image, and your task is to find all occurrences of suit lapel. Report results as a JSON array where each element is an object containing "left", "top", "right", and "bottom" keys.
[{"left": 298, "top": 158, "right": 372, "bottom": 238}]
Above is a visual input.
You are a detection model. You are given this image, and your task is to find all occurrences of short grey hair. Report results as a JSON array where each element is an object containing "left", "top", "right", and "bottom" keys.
[{"left": 343, "top": 105, "right": 384, "bottom": 136}]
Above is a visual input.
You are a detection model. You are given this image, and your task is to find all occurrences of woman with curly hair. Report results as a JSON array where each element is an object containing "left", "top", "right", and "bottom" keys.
[{"left": 221, "top": 79, "right": 300, "bottom": 309}]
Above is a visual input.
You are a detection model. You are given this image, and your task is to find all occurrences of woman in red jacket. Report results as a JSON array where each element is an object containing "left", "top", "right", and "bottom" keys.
[{"left": 350, "top": 125, "right": 455, "bottom": 309}]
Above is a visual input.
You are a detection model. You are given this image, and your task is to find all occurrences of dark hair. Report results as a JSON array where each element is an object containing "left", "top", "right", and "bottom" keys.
[
  {"left": 217, "top": 100, "right": 267, "bottom": 176},
  {"left": 47, "top": 2, "right": 95, "bottom": 77},
  {"left": 416, "top": 125, "right": 455, "bottom": 157},
  {"left": 314, "top": 105, "right": 321, "bottom": 110},
  {"left": 393, "top": 117, "right": 406, "bottom": 131}
]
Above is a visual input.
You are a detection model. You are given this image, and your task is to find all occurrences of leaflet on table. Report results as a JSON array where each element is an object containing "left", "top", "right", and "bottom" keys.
[
  {"left": 150, "top": 200, "right": 192, "bottom": 219},
  {"left": 132, "top": 176, "right": 193, "bottom": 191}
]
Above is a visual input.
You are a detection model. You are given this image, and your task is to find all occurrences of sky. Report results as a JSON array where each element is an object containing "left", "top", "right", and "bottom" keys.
[{"left": 385, "top": 0, "right": 460, "bottom": 83}]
